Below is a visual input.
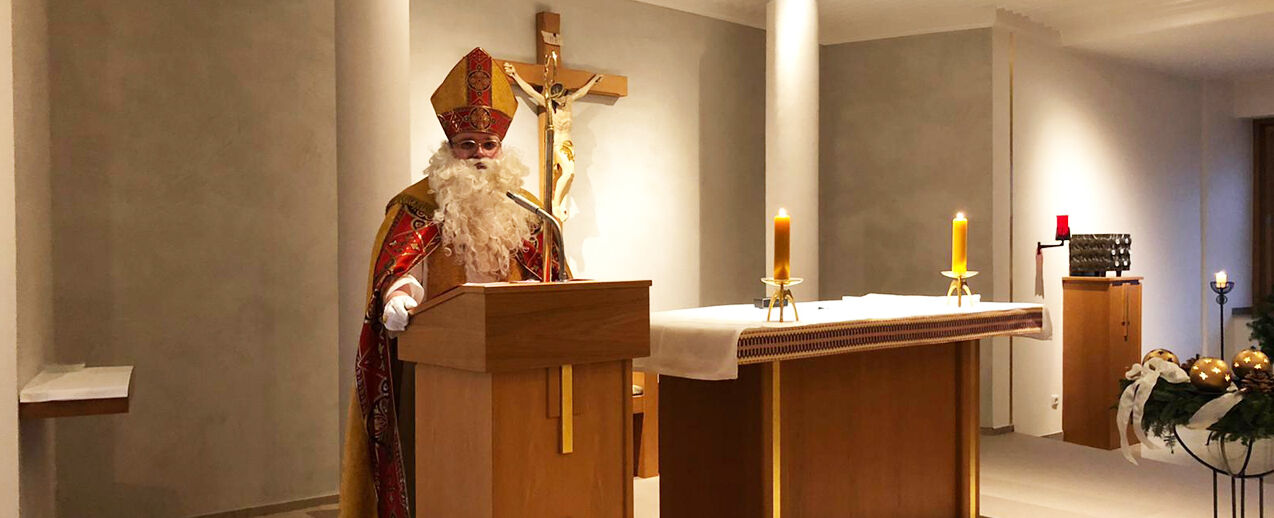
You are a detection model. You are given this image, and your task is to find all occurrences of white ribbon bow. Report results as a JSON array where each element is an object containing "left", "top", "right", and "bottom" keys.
[
  {"left": 1118, "top": 358, "right": 1190, "bottom": 464},
  {"left": 1187, "top": 386, "right": 1243, "bottom": 430}
]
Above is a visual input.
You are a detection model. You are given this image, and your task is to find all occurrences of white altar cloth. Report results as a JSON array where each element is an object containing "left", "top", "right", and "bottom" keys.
[{"left": 635, "top": 294, "right": 1050, "bottom": 380}]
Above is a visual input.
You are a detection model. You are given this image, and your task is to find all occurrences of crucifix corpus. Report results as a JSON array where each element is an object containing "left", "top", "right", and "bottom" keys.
[{"left": 496, "top": 11, "right": 629, "bottom": 456}]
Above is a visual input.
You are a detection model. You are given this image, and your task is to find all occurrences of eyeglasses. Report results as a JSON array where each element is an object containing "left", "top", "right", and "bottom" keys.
[{"left": 450, "top": 138, "right": 502, "bottom": 154}]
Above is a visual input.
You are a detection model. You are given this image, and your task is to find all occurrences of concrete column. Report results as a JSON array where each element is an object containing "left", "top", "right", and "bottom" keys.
[
  {"left": 335, "top": 0, "right": 411, "bottom": 462},
  {"left": 987, "top": 24, "right": 1014, "bottom": 430},
  {"left": 766, "top": 0, "right": 819, "bottom": 300}
]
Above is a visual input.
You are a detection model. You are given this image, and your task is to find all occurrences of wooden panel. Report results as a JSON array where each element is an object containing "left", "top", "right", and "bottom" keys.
[
  {"left": 661, "top": 341, "right": 972, "bottom": 517},
  {"left": 1111, "top": 283, "right": 1142, "bottom": 447},
  {"left": 536, "top": 11, "right": 561, "bottom": 64},
  {"left": 1060, "top": 276, "right": 1143, "bottom": 285},
  {"left": 1127, "top": 282, "right": 1143, "bottom": 361},
  {"left": 492, "top": 361, "right": 630, "bottom": 517},
  {"left": 417, "top": 361, "right": 633, "bottom": 517},
  {"left": 399, "top": 281, "right": 652, "bottom": 372},
  {"left": 400, "top": 289, "right": 488, "bottom": 371},
  {"left": 957, "top": 340, "right": 980, "bottom": 518},
  {"left": 19, "top": 397, "right": 128, "bottom": 419},
  {"left": 496, "top": 12, "right": 629, "bottom": 98},
  {"left": 782, "top": 343, "right": 961, "bottom": 517},
  {"left": 1105, "top": 283, "right": 1128, "bottom": 449},
  {"left": 761, "top": 363, "right": 777, "bottom": 518},
  {"left": 1063, "top": 280, "right": 1109, "bottom": 449},
  {"left": 660, "top": 367, "right": 766, "bottom": 518},
  {"left": 623, "top": 361, "right": 635, "bottom": 518},
  {"left": 497, "top": 60, "right": 629, "bottom": 98},
  {"left": 632, "top": 371, "right": 646, "bottom": 415},
  {"left": 636, "top": 373, "right": 659, "bottom": 478},
  {"left": 484, "top": 286, "right": 649, "bottom": 371},
  {"left": 1062, "top": 278, "right": 1141, "bottom": 450},
  {"left": 415, "top": 365, "right": 494, "bottom": 518},
  {"left": 1255, "top": 119, "right": 1274, "bottom": 305}
]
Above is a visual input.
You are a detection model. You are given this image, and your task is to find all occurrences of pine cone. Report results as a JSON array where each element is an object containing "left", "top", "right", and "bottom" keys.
[
  {"left": 1241, "top": 370, "right": 1274, "bottom": 395},
  {"left": 1181, "top": 355, "right": 1201, "bottom": 373}
]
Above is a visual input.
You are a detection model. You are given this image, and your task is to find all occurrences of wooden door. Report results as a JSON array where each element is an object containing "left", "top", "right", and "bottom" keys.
[
  {"left": 1108, "top": 282, "right": 1141, "bottom": 352},
  {"left": 1109, "top": 282, "right": 1141, "bottom": 448},
  {"left": 1254, "top": 119, "right": 1274, "bottom": 305},
  {"left": 1125, "top": 282, "right": 1142, "bottom": 356}
]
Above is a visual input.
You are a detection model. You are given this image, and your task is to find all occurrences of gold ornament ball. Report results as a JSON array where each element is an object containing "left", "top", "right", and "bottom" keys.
[
  {"left": 1232, "top": 348, "right": 1271, "bottom": 380},
  {"left": 1189, "top": 358, "right": 1233, "bottom": 392},
  {"left": 1142, "top": 348, "right": 1179, "bottom": 365}
]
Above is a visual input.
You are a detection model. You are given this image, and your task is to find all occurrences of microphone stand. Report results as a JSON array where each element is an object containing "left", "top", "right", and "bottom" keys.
[{"left": 506, "top": 191, "right": 569, "bottom": 282}]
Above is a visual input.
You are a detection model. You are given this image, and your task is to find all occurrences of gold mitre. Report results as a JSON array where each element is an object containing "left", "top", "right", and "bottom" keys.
[{"left": 431, "top": 47, "right": 518, "bottom": 140}]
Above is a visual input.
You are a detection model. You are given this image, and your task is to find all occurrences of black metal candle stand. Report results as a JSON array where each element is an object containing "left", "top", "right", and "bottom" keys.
[{"left": 1213, "top": 281, "right": 1235, "bottom": 356}]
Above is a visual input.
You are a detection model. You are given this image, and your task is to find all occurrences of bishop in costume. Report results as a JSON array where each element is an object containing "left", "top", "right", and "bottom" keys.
[{"left": 340, "top": 47, "right": 561, "bottom": 518}]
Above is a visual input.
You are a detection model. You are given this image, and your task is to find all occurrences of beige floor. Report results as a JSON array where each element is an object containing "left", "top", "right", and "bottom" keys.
[
  {"left": 265, "top": 478, "right": 658, "bottom": 518},
  {"left": 982, "top": 433, "right": 1245, "bottom": 517},
  {"left": 261, "top": 502, "right": 336, "bottom": 518},
  {"left": 274, "top": 433, "right": 1243, "bottom": 518}
]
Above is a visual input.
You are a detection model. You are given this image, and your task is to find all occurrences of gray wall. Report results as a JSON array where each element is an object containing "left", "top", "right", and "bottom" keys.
[
  {"left": 1009, "top": 32, "right": 1206, "bottom": 436},
  {"left": 46, "top": 2, "right": 338, "bottom": 515},
  {"left": 410, "top": 0, "right": 766, "bottom": 312},
  {"left": 1201, "top": 80, "right": 1253, "bottom": 357},
  {"left": 819, "top": 29, "right": 995, "bottom": 298},
  {"left": 14, "top": 0, "right": 56, "bottom": 514}
]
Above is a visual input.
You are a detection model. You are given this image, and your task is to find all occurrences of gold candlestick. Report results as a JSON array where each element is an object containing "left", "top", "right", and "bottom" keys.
[
  {"left": 942, "top": 270, "right": 979, "bottom": 307},
  {"left": 762, "top": 277, "right": 803, "bottom": 322}
]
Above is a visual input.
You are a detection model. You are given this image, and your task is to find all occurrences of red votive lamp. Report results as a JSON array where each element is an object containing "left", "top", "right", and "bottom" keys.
[{"left": 1055, "top": 215, "right": 1070, "bottom": 241}]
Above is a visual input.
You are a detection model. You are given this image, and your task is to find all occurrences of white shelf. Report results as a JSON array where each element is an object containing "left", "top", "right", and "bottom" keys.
[{"left": 19, "top": 365, "right": 133, "bottom": 419}]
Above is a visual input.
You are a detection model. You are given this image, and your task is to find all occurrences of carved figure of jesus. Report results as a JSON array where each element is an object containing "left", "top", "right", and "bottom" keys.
[{"left": 503, "top": 60, "right": 603, "bottom": 222}]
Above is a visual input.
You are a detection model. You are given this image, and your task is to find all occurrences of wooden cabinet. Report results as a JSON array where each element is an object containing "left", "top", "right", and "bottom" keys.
[{"left": 1062, "top": 276, "right": 1142, "bottom": 450}]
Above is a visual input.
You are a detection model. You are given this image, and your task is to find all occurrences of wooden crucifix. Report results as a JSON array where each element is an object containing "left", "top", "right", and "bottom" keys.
[
  {"left": 496, "top": 11, "right": 629, "bottom": 223},
  {"left": 496, "top": 11, "right": 629, "bottom": 457}
]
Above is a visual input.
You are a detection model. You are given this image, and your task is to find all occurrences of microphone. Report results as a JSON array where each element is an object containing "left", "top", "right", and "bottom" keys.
[{"left": 506, "top": 192, "right": 569, "bottom": 282}]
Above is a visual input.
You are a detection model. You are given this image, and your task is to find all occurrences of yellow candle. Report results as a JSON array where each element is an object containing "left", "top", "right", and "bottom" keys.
[
  {"left": 952, "top": 212, "right": 968, "bottom": 275},
  {"left": 774, "top": 209, "right": 790, "bottom": 280},
  {"left": 1216, "top": 271, "right": 1228, "bottom": 288}
]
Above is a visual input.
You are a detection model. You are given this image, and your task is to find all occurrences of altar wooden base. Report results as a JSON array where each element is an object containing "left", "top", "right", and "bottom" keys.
[
  {"left": 660, "top": 340, "right": 979, "bottom": 518},
  {"left": 414, "top": 360, "right": 634, "bottom": 518}
]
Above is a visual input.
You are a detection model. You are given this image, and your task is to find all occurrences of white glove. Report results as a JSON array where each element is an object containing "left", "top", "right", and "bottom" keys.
[{"left": 382, "top": 294, "right": 418, "bottom": 332}]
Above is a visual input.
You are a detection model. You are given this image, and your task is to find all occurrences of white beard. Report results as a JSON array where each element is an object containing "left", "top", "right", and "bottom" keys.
[{"left": 425, "top": 142, "right": 534, "bottom": 278}]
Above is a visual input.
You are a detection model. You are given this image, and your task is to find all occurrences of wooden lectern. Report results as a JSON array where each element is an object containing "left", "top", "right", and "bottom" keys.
[{"left": 398, "top": 280, "right": 651, "bottom": 517}]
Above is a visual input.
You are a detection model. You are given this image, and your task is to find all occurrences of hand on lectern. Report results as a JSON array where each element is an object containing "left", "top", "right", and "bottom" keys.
[{"left": 382, "top": 294, "right": 417, "bottom": 332}]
